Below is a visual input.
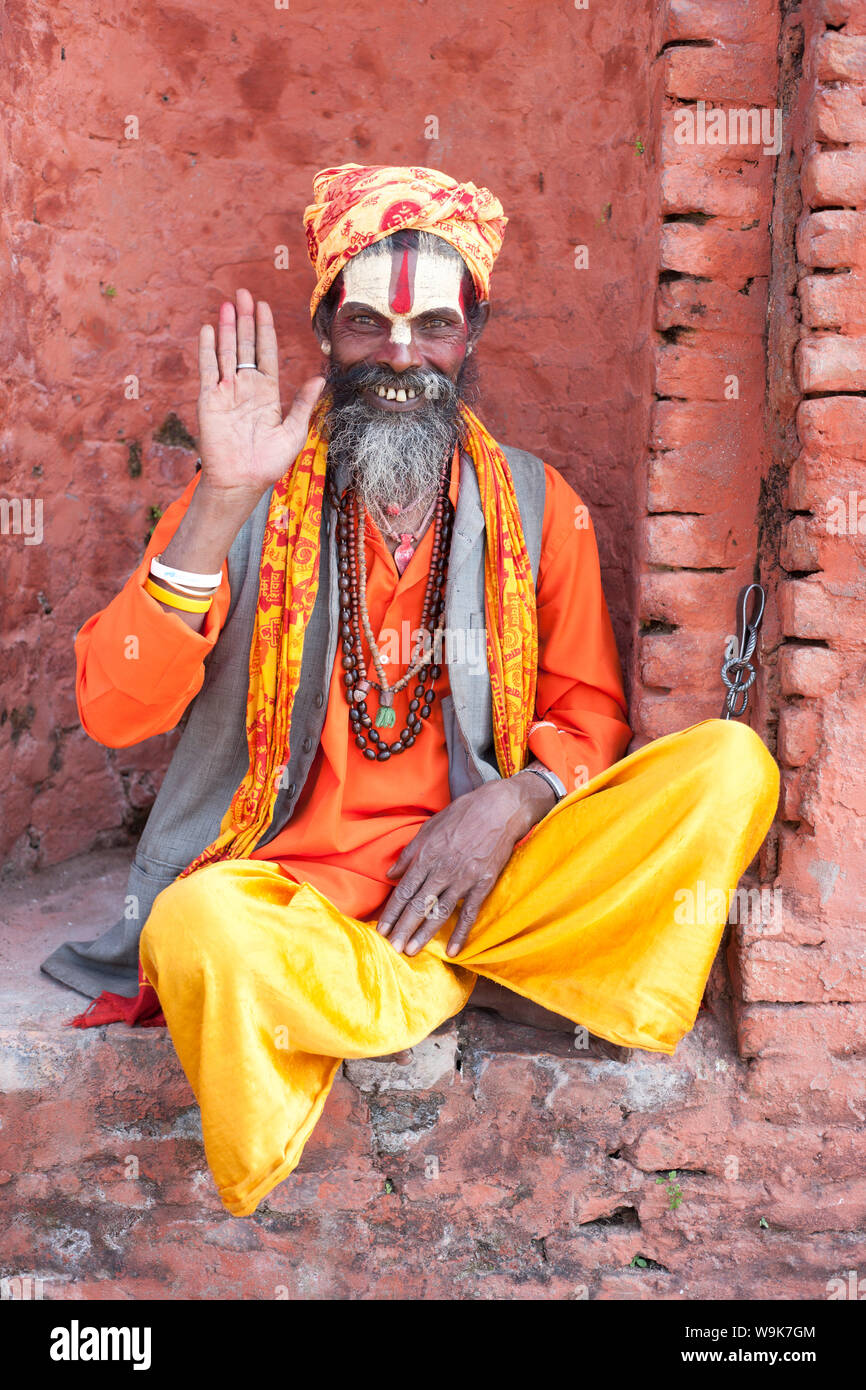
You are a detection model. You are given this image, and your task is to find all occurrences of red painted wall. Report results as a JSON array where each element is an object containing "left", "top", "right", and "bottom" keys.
[{"left": 1, "top": 0, "right": 659, "bottom": 868}]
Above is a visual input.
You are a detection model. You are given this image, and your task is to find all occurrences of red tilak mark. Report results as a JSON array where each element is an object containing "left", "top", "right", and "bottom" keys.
[{"left": 390, "top": 250, "right": 412, "bottom": 314}]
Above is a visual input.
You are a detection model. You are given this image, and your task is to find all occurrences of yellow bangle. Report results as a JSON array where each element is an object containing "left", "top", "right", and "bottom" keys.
[{"left": 144, "top": 576, "right": 214, "bottom": 613}]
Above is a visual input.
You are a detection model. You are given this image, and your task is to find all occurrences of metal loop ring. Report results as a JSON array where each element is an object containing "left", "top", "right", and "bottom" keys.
[
  {"left": 725, "top": 686, "right": 751, "bottom": 718},
  {"left": 721, "top": 658, "right": 756, "bottom": 694}
]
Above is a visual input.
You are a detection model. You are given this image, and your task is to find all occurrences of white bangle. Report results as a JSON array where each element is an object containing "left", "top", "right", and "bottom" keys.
[
  {"left": 150, "top": 554, "right": 223, "bottom": 589},
  {"left": 156, "top": 577, "right": 218, "bottom": 598}
]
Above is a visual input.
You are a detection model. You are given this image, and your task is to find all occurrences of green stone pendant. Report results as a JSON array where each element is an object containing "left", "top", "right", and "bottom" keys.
[{"left": 374, "top": 688, "right": 396, "bottom": 728}]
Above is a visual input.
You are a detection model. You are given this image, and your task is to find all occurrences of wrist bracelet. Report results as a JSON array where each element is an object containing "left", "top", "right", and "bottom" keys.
[
  {"left": 523, "top": 765, "right": 567, "bottom": 803},
  {"left": 154, "top": 576, "right": 218, "bottom": 598},
  {"left": 144, "top": 576, "right": 214, "bottom": 613},
  {"left": 150, "top": 554, "right": 223, "bottom": 589}
]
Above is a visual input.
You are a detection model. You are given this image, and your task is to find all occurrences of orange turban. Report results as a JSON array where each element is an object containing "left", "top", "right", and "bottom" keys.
[{"left": 303, "top": 163, "right": 508, "bottom": 318}]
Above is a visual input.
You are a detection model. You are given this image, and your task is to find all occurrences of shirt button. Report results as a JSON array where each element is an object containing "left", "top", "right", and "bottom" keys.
[
  {"left": 315, "top": 693, "right": 324, "bottom": 708},
  {"left": 288, "top": 782, "right": 296, "bottom": 797},
  {"left": 302, "top": 736, "right": 312, "bottom": 752}
]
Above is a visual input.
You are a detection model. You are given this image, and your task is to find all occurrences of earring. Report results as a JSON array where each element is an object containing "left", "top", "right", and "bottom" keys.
[
  {"left": 466, "top": 343, "right": 473, "bottom": 355},
  {"left": 320, "top": 340, "right": 332, "bottom": 355}
]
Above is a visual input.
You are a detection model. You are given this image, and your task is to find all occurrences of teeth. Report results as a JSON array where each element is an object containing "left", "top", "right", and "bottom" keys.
[
  {"left": 407, "top": 388, "right": 416, "bottom": 399},
  {"left": 386, "top": 388, "right": 397, "bottom": 400},
  {"left": 396, "top": 388, "right": 407, "bottom": 402},
  {"left": 377, "top": 386, "right": 387, "bottom": 397}
]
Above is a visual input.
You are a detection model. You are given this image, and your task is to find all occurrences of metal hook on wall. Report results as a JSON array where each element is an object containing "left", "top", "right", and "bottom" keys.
[{"left": 721, "top": 583, "right": 766, "bottom": 720}]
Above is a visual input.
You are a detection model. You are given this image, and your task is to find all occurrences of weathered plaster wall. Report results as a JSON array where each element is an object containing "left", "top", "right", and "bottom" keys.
[{"left": 0, "top": 0, "right": 659, "bottom": 870}]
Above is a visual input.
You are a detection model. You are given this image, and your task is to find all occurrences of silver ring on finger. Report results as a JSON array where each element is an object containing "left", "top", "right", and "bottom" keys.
[
  {"left": 410, "top": 891, "right": 438, "bottom": 919},
  {"left": 237, "top": 362, "right": 257, "bottom": 370}
]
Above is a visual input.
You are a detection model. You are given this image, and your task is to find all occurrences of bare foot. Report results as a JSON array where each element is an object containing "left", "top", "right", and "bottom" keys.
[
  {"left": 372, "top": 1048, "right": 413, "bottom": 1065},
  {"left": 469, "top": 978, "right": 575, "bottom": 1033},
  {"left": 468, "top": 979, "right": 630, "bottom": 1061}
]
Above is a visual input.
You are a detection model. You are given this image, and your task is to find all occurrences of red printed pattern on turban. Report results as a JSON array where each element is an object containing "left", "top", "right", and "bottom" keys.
[{"left": 303, "top": 163, "right": 508, "bottom": 317}]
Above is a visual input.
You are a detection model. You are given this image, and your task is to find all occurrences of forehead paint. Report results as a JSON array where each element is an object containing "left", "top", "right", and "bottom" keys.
[
  {"left": 340, "top": 246, "right": 465, "bottom": 345},
  {"left": 389, "top": 248, "right": 415, "bottom": 314}
]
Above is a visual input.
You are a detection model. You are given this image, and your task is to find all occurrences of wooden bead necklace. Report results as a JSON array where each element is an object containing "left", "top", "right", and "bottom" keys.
[{"left": 325, "top": 452, "right": 454, "bottom": 760}]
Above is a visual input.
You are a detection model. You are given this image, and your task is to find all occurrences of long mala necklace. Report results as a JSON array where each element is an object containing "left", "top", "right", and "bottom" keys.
[{"left": 325, "top": 451, "right": 454, "bottom": 761}]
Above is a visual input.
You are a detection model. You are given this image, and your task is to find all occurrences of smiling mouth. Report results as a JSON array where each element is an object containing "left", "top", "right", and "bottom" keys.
[{"left": 363, "top": 384, "right": 426, "bottom": 412}]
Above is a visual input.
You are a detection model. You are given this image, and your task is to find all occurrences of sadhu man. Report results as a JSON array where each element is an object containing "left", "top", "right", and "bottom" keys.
[{"left": 43, "top": 165, "right": 779, "bottom": 1217}]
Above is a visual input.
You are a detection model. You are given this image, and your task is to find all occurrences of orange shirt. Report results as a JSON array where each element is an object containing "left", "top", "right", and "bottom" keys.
[{"left": 75, "top": 450, "right": 631, "bottom": 919}]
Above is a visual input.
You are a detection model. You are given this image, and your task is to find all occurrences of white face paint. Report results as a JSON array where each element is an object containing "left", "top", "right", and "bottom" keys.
[{"left": 339, "top": 247, "right": 465, "bottom": 345}]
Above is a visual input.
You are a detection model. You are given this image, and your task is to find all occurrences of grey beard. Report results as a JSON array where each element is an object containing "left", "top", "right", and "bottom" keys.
[{"left": 325, "top": 377, "right": 460, "bottom": 514}]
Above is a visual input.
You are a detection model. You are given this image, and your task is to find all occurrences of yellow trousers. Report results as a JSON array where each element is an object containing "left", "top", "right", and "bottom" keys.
[{"left": 140, "top": 718, "right": 779, "bottom": 1216}]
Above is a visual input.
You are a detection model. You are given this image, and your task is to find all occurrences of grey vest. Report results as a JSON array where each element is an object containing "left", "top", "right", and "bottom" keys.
[{"left": 41, "top": 445, "right": 546, "bottom": 1000}]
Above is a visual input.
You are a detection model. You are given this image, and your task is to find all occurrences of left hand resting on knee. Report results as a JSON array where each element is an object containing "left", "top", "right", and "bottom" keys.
[{"left": 376, "top": 769, "right": 556, "bottom": 958}]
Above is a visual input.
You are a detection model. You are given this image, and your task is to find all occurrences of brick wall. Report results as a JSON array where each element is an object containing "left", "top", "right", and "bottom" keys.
[
  {"left": 735, "top": 0, "right": 866, "bottom": 1109},
  {"left": 630, "top": 0, "right": 779, "bottom": 738}
]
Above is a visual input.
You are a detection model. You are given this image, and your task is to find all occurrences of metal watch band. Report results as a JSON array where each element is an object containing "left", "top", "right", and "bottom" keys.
[{"left": 524, "top": 765, "right": 567, "bottom": 803}]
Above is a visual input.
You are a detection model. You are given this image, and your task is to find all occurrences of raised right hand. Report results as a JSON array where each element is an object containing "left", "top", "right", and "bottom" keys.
[{"left": 196, "top": 286, "right": 325, "bottom": 499}]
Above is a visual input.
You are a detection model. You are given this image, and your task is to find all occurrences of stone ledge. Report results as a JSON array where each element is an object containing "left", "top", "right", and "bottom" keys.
[{"left": 1, "top": 849, "right": 864, "bottom": 1299}]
